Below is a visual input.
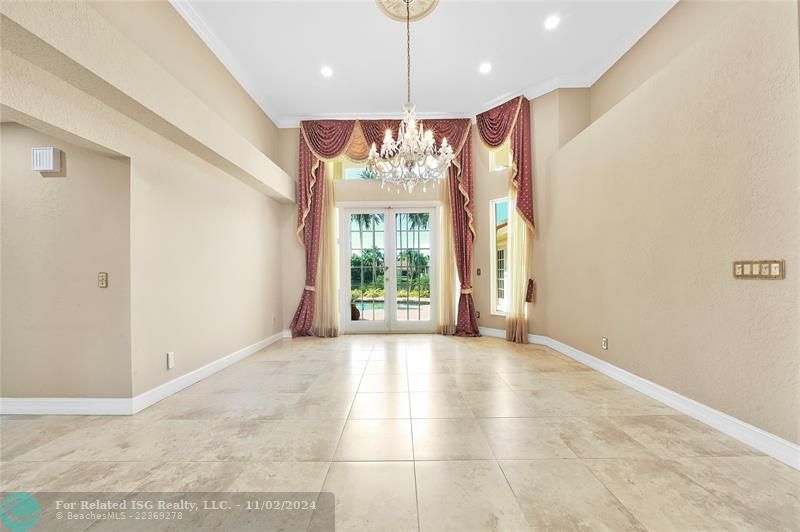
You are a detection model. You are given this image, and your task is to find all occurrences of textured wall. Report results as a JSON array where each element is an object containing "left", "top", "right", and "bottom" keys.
[
  {"left": 545, "top": 2, "right": 800, "bottom": 442},
  {"left": 591, "top": 0, "right": 744, "bottom": 122},
  {"left": 1, "top": 123, "right": 132, "bottom": 397},
  {"left": 89, "top": 0, "right": 280, "bottom": 162},
  {"left": 1, "top": 7, "right": 286, "bottom": 397}
]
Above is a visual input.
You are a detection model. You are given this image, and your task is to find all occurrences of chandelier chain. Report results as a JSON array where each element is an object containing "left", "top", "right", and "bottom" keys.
[{"left": 406, "top": 0, "right": 411, "bottom": 104}]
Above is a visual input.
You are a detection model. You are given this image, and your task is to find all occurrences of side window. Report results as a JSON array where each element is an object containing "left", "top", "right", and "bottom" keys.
[
  {"left": 338, "top": 160, "right": 377, "bottom": 180},
  {"left": 490, "top": 198, "right": 509, "bottom": 315},
  {"left": 488, "top": 140, "right": 512, "bottom": 172}
]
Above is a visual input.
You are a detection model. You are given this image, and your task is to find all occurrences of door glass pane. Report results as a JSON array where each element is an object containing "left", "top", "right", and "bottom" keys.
[
  {"left": 350, "top": 213, "right": 385, "bottom": 321},
  {"left": 395, "top": 212, "right": 431, "bottom": 322}
]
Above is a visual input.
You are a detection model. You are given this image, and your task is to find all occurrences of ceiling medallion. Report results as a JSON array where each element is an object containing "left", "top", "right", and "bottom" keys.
[
  {"left": 376, "top": 0, "right": 439, "bottom": 23},
  {"left": 368, "top": 0, "right": 453, "bottom": 193}
]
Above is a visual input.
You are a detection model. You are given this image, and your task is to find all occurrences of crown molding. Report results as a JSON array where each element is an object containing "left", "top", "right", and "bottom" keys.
[{"left": 276, "top": 111, "right": 474, "bottom": 129}]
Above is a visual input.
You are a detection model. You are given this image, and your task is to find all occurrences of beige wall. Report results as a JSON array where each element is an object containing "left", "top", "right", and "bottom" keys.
[
  {"left": 1, "top": 3, "right": 287, "bottom": 398},
  {"left": 544, "top": 2, "right": 799, "bottom": 442},
  {"left": 591, "top": 0, "right": 744, "bottom": 122},
  {"left": 1, "top": 123, "right": 132, "bottom": 397},
  {"left": 89, "top": 0, "right": 280, "bottom": 162}
]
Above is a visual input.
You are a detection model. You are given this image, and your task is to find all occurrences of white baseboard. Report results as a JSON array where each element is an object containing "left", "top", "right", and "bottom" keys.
[
  {"left": 130, "top": 329, "right": 289, "bottom": 413},
  {"left": 0, "top": 330, "right": 290, "bottom": 416},
  {"left": 0, "top": 397, "right": 132, "bottom": 416},
  {"left": 478, "top": 326, "right": 800, "bottom": 470}
]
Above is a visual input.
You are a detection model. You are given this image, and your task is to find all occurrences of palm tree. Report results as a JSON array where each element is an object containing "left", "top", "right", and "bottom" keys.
[
  {"left": 352, "top": 213, "right": 384, "bottom": 302},
  {"left": 407, "top": 213, "right": 429, "bottom": 230}
]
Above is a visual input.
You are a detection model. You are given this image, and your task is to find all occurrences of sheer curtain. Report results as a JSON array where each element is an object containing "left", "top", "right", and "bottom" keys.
[
  {"left": 506, "top": 184, "right": 530, "bottom": 343},
  {"left": 312, "top": 163, "right": 339, "bottom": 337},
  {"left": 437, "top": 177, "right": 457, "bottom": 335}
]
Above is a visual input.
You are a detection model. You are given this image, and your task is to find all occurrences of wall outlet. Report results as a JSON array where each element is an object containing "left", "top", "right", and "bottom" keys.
[
  {"left": 476, "top": 311, "right": 481, "bottom": 319},
  {"left": 601, "top": 337, "right": 608, "bottom": 350},
  {"left": 166, "top": 352, "right": 175, "bottom": 370},
  {"left": 97, "top": 272, "right": 108, "bottom": 288}
]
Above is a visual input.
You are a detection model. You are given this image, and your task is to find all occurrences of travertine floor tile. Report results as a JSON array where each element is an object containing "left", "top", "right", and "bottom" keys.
[
  {"left": 673, "top": 456, "right": 800, "bottom": 530},
  {"left": 412, "top": 418, "right": 494, "bottom": 460},
  {"left": 231, "top": 461, "right": 330, "bottom": 492},
  {"left": 2, "top": 335, "right": 793, "bottom": 532},
  {"left": 135, "top": 461, "right": 246, "bottom": 492},
  {"left": 349, "top": 393, "right": 410, "bottom": 419},
  {"left": 407, "top": 373, "right": 458, "bottom": 391},
  {"left": 409, "top": 391, "right": 472, "bottom": 418},
  {"left": 415, "top": 460, "right": 530, "bottom": 531},
  {"left": 585, "top": 457, "right": 758, "bottom": 530},
  {"left": 334, "top": 420, "right": 413, "bottom": 461},
  {"left": 322, "top": 462, "right": 418, "bottom": 531},
  {"left": 249, "top": 419, "right": 345, "bottom": 461},
  {"left": 478, "top": 418, "right": 578, "bottom": 459},
  {"left": 359, "top": 373, "right": 409, "bottom": 392},
  {"left": 609, "top": 415, "right": 761, "bottom": 457},
  {"left": 500, "top": 460, "right": 646, "bottom": 531}
]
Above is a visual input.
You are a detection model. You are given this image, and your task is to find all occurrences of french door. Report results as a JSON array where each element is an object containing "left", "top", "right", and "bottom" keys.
[{"left": 341, "top": 206, "right": 438, "bottom": 333}]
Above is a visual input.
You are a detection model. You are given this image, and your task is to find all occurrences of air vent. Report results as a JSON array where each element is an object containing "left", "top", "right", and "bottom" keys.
[{"left": 31, "top": 147, "right": 61, "bottom": 172}]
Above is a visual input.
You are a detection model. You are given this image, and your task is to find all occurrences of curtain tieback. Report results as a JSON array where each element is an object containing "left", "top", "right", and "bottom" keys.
[
  {"left": 460, "top": 287, "right": 473, "bottom": 294},
  {"left": 304, "top": 285, "right": 316, "bottom": 291}
]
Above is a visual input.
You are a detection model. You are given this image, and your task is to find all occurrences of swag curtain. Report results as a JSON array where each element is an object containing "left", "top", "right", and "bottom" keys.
[
  {"left": 290, "top": 121, "right": 356, "bottom": 337},
  {"left": 476, "top": 96, "right": 534, "bottom": 343},
  {"left": 291, "top": 118, "right": 480, "bottom": 337}
]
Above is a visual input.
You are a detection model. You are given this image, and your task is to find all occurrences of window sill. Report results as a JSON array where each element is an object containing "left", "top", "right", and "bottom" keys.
[{"left": 490, "top": 310, "right": 507, "bottom": 317}]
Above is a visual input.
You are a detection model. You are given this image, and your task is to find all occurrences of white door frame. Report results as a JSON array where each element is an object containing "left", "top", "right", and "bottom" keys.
[{"left": 339, "top": 202, "right": 439, "bottom": 334}]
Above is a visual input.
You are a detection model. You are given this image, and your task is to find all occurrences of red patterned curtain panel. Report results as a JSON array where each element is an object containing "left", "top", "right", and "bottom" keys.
[
  {"left": 290, "top": 120, "right": 355, "bottom": 337},
  {"left": 476, "top": 96, "right": 535, "bottom": 229},
  {"left": 446, "top": 125, "right": 480, "bottom": 336}
]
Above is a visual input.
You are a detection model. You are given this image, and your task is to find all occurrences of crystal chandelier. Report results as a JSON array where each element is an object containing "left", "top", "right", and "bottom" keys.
[{"left": 367, "top": 0, "right": 454, "bottom": 192}]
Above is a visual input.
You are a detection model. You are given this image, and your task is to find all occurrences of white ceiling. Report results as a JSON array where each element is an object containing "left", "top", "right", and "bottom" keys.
[{"left": 173, "top": 0, "right": 676, "bottom": 128}]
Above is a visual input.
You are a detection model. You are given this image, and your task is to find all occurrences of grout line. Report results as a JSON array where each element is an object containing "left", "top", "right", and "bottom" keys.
[
  {"left": 582, "top": 459, "right": 649, "bottom": 530},
  {"left": 320, "top": 342, "right": 372, "bottom": 492},
  {"left": 405, "top": 344, "right": 422, "bottom": 532}
]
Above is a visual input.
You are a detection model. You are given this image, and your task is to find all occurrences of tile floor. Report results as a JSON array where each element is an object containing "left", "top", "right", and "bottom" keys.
[{"left": 2, "top": 335, "right": 799, "bottom": 531}]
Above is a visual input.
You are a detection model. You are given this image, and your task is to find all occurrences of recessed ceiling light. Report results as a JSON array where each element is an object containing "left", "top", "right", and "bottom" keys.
[
  {"left": 479, "top": 62, "right": 492, "bottom": 74},
  {"left": 320, "top": 66, "right": 333, "bottom": 78},
  {"left": 544, "top": 14, "right": 560, "bottom": 30}
]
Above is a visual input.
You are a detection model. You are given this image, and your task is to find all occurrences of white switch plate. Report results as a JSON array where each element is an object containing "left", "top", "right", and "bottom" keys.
[
  {"left": 166, "top": 352, "right": 175, "bottom": 370},
  {"left": 770, "top": 263, "right": 781, "bottom": 276},
  {"left": 601, "top": 337, "right": 608, "bottom": 350}
]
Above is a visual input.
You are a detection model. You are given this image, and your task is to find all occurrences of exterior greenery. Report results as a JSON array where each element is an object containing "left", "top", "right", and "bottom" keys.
[{"left": 350, "top": 212, "right": 431, "bottom": 301}]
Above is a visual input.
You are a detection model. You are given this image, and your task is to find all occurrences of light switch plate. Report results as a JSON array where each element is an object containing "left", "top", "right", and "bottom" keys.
[
  {"left": 733, "top": 260, "right": 785, "bottom": 279},
  {"left": 166, "top": 352, "right": 175, "bottom": 370}
]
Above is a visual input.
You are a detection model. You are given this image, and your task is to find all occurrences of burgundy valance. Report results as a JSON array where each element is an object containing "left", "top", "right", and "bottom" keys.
[
  {"left": 300, "top": 120, "right": 357, "bottom": 160},
  {"left": 476, "top": 96, "right": 534, "bottom": 229}
]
